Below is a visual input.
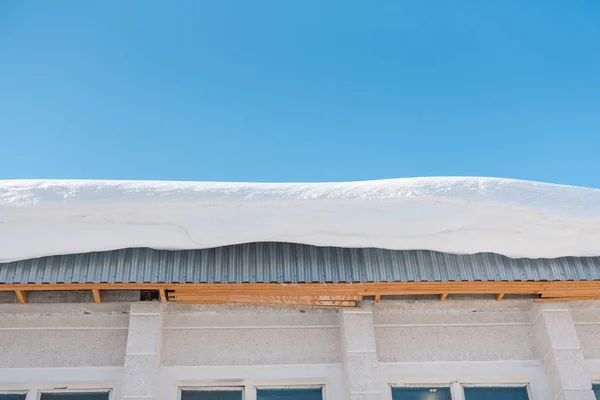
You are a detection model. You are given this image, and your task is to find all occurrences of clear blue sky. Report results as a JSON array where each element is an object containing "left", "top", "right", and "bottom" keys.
[{"left": 1, "top": 1, "right": 599, "bottom": 187}]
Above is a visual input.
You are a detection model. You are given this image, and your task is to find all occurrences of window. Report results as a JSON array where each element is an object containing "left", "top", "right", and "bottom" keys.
[
  {"left": 181, "top": 389, "right": 243, "bottom": 400},
  {"left": 593, "top": 384, "right": 600, "bottom": 400},
  {"left": 391, "top": 387, "right": 452, "bottom": 400},
  {"left": 180, "top": 388, "right": 322, "bottom": 400},
  {"left": 256, "top": 388, "right": 323, "bottom": 400},
  {"left": 0, "top": 394, "right": 26, "bottom": 400},
  {"left": 463, "top": 386, "right": 529, "bottom": 400},
  {"left": 39, "top": 393, "right": 110, "bottom": 400}
]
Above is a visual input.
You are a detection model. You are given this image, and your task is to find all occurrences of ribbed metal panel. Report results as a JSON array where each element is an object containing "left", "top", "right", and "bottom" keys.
[{"left": 1, "top": 242, "right": 600, "bottom": 284}]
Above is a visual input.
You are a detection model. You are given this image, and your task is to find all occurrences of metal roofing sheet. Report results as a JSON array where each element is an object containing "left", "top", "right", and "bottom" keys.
[{"left": 1, "top": 242, "right": 600, "bottom": 284}]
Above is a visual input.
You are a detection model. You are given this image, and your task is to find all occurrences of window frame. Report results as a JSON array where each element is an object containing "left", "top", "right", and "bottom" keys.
[
  {"left": 388, "top": 382, "right": 534, "bottom": 400},
  {"left": 178, "top": 386, "right": 245, "bottom": 400},
  {"left": 389, "top": 383, "right": 453, "bottom": 399},
  {"left": 460, "top": 383, "right": 533, "bottom": 400},
  {"left": 177, "top": 384, "right": 325, "bottom": 400},
  {"left": 36, "top": 389, "right": 112, "bottom": 400},
  {"left": 254, "top": 384, "right": 325, "bottom": 400}
]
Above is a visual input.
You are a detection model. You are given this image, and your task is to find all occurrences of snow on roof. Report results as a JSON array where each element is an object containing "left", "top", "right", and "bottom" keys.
[{"left": 1, "top": 177, "right": 599, "bottom": 262}]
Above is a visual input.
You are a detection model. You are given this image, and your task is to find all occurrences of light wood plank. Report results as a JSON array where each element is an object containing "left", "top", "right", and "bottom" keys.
[
  {"left": 15, "top": 290, "right": 27, "bottom": 304},
  {"left": 92, "top": 289, "right": 101, "bottom": 304},
  {"left": 535, "top": 296, "right": 600, "bottom": 302},
  {"left": 1, "top": 280, "right": 600, "bottom": 306}
]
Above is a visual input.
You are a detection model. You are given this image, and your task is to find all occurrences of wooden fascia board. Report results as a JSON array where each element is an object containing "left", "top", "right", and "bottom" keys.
[{"left": 1, "top": 281, "right": 599, "bottom": 304}]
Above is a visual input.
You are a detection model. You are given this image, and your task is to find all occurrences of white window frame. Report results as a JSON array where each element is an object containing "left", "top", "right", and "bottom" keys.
[
  {"left": 177, "top": 384, "right": 325, "bottom": 400},
  {"left": 461, "top": 382, "right": 533, "bottom": 400},
  {"left": 254, "top": 384, "right": 325, "bottom": 400},
  {"left": 389, "top": 381, "right": 533, "bottom": 400},
  {"left": 36, "top": 389, "right": 112, "bottom": 400},
  {"left": 390, "top": 382, "right": 460, "bottom": 400},
  {"left": 178, "top": 386, "right": 245, "bottom": 400},
  {"left": 382, "top": 360, "right": 548, "bottom": 400},
  {"left": 0, "top": 367, "right": 120, "bottom": 400},
  {"left": 162, "top": 364, "right": 338, "bottom": 400},
  {"left": 389, "top": 383, "right": 453, "bottom": 399}
]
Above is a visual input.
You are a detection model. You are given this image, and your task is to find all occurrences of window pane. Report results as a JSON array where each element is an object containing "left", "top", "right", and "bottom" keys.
[
  {"left": 257, "top": 388, "right": 323, "bottom": 400},
  {"left": 391, "top": 387, "right": 452, "bottom": 400},
  {"left": 0, "top": 395, "right": 27, "bottom": 400},
  {"left": 40, "top": 394, "right": 110, "bottom": 400},
  {"left": 181, "top": 390, "right": 243, "bottom": 400},
  {"left": 464, "top": 386, "right": 529, "bottom": 400},
  {"left": 593, "top": 384, "right": 600, "bottom": 399}
]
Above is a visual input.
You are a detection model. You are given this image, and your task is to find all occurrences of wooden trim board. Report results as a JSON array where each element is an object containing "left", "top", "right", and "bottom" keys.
[{"left": 1, "top": 281, "right": 600, "bottom": 305}]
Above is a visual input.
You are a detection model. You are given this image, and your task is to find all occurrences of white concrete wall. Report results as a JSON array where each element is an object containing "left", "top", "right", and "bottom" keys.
[
  {"left": 0, "top": 303, "right": 128, "bottom": 368},
  {"left": 569, "top": 300, "right": 600, "bottom": 389},
  {"left": 161, "top": 304, "right": 341, "bottom": 366},
  {"left": 571, "top": 300, "right": 600, "bottom": 360},
  {"left": 373, "top": 299, "right": 538, "bottom": 362},
  {"left": 1, "top": 298, "right": 599, "bottom": 400}
]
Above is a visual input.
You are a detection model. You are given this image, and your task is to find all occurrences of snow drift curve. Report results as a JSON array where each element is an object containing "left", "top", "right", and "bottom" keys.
[{"left": 1, "top": 177, "right": 600, "bottom": 262}]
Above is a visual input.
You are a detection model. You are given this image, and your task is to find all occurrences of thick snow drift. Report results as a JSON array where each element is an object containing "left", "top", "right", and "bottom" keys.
[{"left": 1, "top": 177, "right": 600, "bottom": 262}]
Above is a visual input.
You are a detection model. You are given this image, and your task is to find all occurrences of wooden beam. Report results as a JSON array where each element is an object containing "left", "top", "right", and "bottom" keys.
[
  {"left": 535, "top": 296, "right": 600, "bottom": 303},
  {"left": 169, "top": 291, "right": 360, "bottom": 306},
  {"left": 375, "top": 294, "right": 381, "bottom": 302},
  {"left": 1, "top": 280, "right": 600, "bottom": 306},
  {"left": 92, "top": 289, "right": 101, "bottom": 304},
  {"left": 0, "top": 281, "right": 599, "bottom": 294},
  {"left": 15, "top": 290, "right": 27, "bottom": 304},
  {"left": 542, "top": 290, "right": 600, "bottom": 298},
  {"left": 172, "top": 296, "right": 356, "bottom": 307}
]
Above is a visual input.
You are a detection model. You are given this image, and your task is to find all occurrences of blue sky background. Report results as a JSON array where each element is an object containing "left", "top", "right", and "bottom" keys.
[{"left": 1, "top": 1, "right": 599, "bottom": 187}]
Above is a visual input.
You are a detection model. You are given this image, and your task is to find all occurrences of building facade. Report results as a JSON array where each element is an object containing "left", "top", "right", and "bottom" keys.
[{"left": 1, "top": 244, "right": 600, "bottom": 400}]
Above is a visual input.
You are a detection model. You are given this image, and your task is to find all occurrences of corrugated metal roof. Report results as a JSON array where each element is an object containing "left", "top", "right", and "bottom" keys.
[{"left": 1, "top": 242, "right": 600, "bottom": 284}]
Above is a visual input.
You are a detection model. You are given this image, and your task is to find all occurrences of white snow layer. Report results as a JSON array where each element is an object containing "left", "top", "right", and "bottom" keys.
[{"left": 1, "top": 177, "right": 600, "bottom": 262}]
